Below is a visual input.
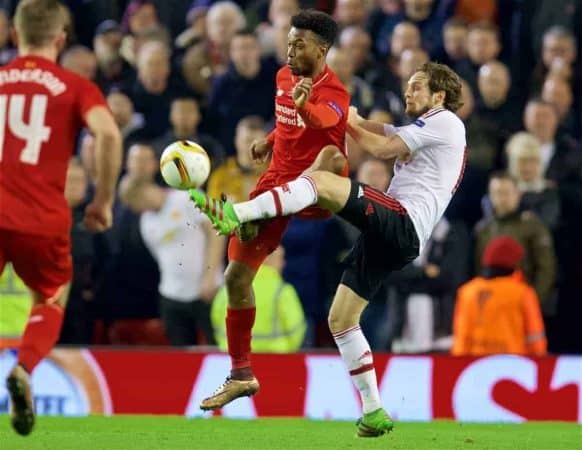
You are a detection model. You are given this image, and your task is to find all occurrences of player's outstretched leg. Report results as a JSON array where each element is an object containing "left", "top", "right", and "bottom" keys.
[{"left": 329, "top": 284, "right": 394, "bottom": 438}]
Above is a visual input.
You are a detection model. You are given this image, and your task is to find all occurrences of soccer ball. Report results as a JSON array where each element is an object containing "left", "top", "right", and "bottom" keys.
[{"left": 159, "top": 140, "right": 211, "bottom": 190}]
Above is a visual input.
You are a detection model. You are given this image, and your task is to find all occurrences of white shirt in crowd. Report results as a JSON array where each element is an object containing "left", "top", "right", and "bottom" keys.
[
  {"left": 389, "top": 107, "right": 467, "bottom": 252},
  {"left": 140, "top": 190, "right": 221, "bottom": 302}
]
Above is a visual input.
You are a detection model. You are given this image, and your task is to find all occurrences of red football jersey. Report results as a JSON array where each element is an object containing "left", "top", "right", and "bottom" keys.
[
  {"left": 268, "top": 65, "right": 349, "bottom": 178},
  {"left": 0, "top": 55, "right": 107, "bottom": 236}
]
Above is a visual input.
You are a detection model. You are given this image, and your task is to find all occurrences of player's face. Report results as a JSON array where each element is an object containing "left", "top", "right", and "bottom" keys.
[
  {"left": 287, "top": 27, "right": 325, "bottom": 76},
  {"left": 404, "top": 71, "right": 442, "bottom": 117}
]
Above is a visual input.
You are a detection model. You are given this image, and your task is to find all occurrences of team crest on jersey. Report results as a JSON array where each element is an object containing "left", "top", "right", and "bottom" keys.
[{"left": 414, "top": 119, "right": 426, "bottom": 127}]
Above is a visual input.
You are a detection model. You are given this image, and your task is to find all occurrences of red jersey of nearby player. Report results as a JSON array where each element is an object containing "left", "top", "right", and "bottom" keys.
[
  {"left": 257, "top": 64, "right": 350, "bottom": 218},
  {"left": 0, "top": 55, "right": 107, "bottom": 237}
]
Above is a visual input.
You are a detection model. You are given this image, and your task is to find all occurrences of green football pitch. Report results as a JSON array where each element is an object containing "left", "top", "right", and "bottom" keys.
[{"left": 0, "top": 416, "right": 580, "bottom": 450}]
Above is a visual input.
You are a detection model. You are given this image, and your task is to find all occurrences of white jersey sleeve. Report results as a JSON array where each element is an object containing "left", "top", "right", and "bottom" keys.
[{"left": 396, "top": 108, "right": 465, "bottom": 154}]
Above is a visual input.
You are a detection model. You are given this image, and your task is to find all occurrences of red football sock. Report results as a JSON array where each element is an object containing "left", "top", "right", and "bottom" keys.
[
  {"left": 18, "top": 304, "right": 64, "bottom": 373},
  {"left": 226, "top": 307, "right": 256, "bottom": 373}
]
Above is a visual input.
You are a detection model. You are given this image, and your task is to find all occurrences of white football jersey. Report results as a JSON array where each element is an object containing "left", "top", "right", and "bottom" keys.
[{"left": 388, "top": 107, "right": 466, "bottom": 252}]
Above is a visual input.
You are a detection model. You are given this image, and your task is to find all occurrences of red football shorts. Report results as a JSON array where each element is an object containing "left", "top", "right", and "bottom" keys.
[{"left": 0, "top": 228, "right": 72, "bottom": 299}]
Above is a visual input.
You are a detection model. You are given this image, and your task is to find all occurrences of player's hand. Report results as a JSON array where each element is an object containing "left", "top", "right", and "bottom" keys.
[
  {"left": 83, "top": 199, "right": 113, "bottom": 233},
  {"left": 348, "top": 106, "right": 363, "bottom": 125},
  {"left": 250, "top": 138, "right": 272, "bottom": 163},
  {"left": 292, "top": 77, "right": 312, "bottom": 108}
]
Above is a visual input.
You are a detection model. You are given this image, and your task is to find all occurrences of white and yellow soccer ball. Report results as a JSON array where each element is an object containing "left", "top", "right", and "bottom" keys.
[{"left": 159, "top": 140, "right": 211, "bottom": 190}]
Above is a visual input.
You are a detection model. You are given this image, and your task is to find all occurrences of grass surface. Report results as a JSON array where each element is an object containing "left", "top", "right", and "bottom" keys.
[{"left": 0, "top": 416, "right": 580, "bottom": 450}]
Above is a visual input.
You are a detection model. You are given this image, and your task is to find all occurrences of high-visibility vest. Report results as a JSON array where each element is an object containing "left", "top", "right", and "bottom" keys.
[
  {"left": 212, "top": 265, "right": 306, "bottom": 353},
  {"left": 0, "top": 264, "right": 32, "bottom": 347}
]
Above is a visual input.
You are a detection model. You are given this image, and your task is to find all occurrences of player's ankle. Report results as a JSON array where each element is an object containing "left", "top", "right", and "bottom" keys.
[{"left": 230, "top": 367, "right": 254, "bottom": 380}]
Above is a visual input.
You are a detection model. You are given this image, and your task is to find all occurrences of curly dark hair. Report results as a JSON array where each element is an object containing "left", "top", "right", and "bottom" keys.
[
  {"left": 418, "top": 62, "right": 464, "bottom": 112},
  {"left": 290, "top": 10, "right": 338, "bottom": 48}
]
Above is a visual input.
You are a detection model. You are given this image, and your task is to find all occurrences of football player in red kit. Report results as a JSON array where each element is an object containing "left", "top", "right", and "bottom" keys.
[
  {"left": 0, "top": 0, "right": 121, "bottom": 436},
  {"left": 193, "top": 10, "right": 350, "bottom": 410}
]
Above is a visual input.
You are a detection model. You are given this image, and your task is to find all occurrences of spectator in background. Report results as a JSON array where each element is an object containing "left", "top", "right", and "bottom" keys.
[
  {"left": 456, "top": 21, "right": 501, "bottom": 91},
  {"left": 207, "top": 29, "right": 276, "bottom": 156},
  {"left": 60, "top": 159, "right": 96, "bottom": 345},
  {"left": 523, "top": 98, "right": 582, "bottom": 183},
  {"left": 106, "top": 90, "right": 145, "bottom": 149},
  {"left": 180, "top": 41, "right": 214, "bottom": 98},
  {"left": 338, "top": 26, "right": 375, "bottom": 79},
  {"left": 0, "top": 9, "right": 16, "bottom": 65},
  {"left": 506, "top": 132, "right": 561, "bottom": 231},
  {"left": 119, "top": 175, "right": 225, "bottom": 346},
  {"left": 93, "top": 20, "right": 135, "bottom": 92},
  {"left": 333, "top": 0, "right": 368, "bottom": 29},
  {"left": 255, "top": 0, "right": 299, "bottom": 58},
  {"left": 60, "top": 45, "right": 97, "bottom": 80},
  {"left": 126, "top": 40, "right": 176, "bottom": 139},
  {"left": 475, "top": 172, "right": 556, "bottom": 304},
  {"left": 99, "top": 144, "right": 162, "bottom": 345},
  {"left": 207, "top": 116, "right": 267, "bottom": 203},
  {"left": 441, "top": 17, "right": 468, "bottom": 67},
  {"left": 326, "top": 46, "right": 374, "bottom": 117},
  {"left": 212, "top": 246, "right": 306, "bottom": 352},
  {"left": 121, "top": 0, "right": 160, "bottom": 36},
  {"left": 541, "top": 75, "right": 578, "bottom": 137},
  {"left": 152, "top": 97, "right": 224, "bottom": 166},
  {"left": 452, "top": 236, "right": 547, "bottom": 356},
  {"left": 205, "top": 1, "right": 247, "bottom": 75}
]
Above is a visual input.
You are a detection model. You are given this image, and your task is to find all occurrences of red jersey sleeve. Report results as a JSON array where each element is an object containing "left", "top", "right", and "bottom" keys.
[
  {"left": 76, "top": 78, "right": 107, "bottom": 126},
  {"left": 266, "top": 129, "right": 276, "bottom": 146},
  {"left": 297, "top": 83, "right": 348, "bottom": 129}
]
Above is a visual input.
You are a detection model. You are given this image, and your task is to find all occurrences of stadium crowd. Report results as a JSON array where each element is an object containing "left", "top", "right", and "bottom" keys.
[{"left": 1, "top": 0, "right": 581, "bottom": 354}]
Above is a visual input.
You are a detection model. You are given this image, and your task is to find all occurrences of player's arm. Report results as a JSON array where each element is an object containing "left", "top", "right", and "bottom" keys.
[
  {"left": 348, "top": 106, "right": 390, "bottom": 136},
  {"left": 346, "top": 121, "right": 410, "bottom": 160},
  {"left": 85, "top": 106, "right": 122, "bottom": 204}
]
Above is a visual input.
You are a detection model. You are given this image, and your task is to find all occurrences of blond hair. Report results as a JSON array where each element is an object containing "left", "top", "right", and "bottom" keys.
[
  {"left": 506, "top": 132, "right": 542, "bottom": 179},
  {"left": 14, "top": 0, "right": 66, "bottom": 48}
]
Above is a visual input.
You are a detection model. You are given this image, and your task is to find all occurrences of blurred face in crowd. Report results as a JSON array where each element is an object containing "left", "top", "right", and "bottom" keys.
[
  {"left": 137, "top": 41, "right": 170, "bottom": 94},
  {"left": 182, "top": 44, "right": 212, "bottom": 95},
  {"left": 541, "top": 76, "right": 572, "bottom": 121},
  {"left": 339, "top": 27, "right": 371, "bottom": 71},
  {"left": 120, "top": 178, "right": 162, "bottom": 213},
  {"left": 524, "top": 101, "right": 559, "bottom": 143},
  {"left": 126, "top": 144, "right": 157, "bottom": 181},
  {"left": 129, "top": 2, "right": 159, "bottom": 35},
  {"left": 0, "top": 10, "right": 10, "bottom": 48},
  {"left": 542, "top": 33, "right": 576, "bottom": 69},
  {"left": 379, "top": 0, "right": 401, "bottom": 15},
  {"left": 390, "top": 22, "right": 421, "bottom": 58},
  {"left": 399, "top": 48, "right": 429, "bottom": 82},
  {"left": 517, "top": 156, "right": 541, "bottom": 183},
  {"left": 170, "top": 99, "right": 201, "bottom": 137},
  {"left": 230, "top": 34, "right": 261, "bottom": 79},
  {"left": 273, "top": 23, "right": 291, "bottom": 64},
  {"left": 206, "top": 3, "right": 245, "bottom": 48},
  {"left": 235, "top": 124, "right": 266, "bottom": 169},
  {"left": 287, "top": 27, "right": 327, "bottom": 76},
  {"left": 107, "top": 91, "right": 134, "bottom": 129},
  {"left": 404, "top": 70, "right": 443, "bottom": 118},
  {"left": 64, "top": 160, "right": 88, "bottom": 208},
  {"left": 467, "top": 29, "right": 500, "bottom": 65},
  {"left": 94, "top": 30, "right": 123, "bottom": 65},
  {"left": 403, "top": 0, "right": 434, "bottom": 21},
  {"left": 357, "top": 159, "right": 391, "bottom": 191},
  {"left": 489, "top": 177, "right": 520, "bottom": 216},
  {"left": 326, "top": 47, "right": 354, "bottom": 85},
  {"left": 60, "top": 46, "right": 97, "bottom": 80},
  {"left": 334, "top": 0, "right": 366, "bottom": 27},
  {"left": 478, "top": 61, "right": 510, "bottom": 108},
  {"left": 444, "top": 24, "right": 467, "bottom": 60},
  {"left": 269, "top": 0, "right": 299, "bottom": 27}
]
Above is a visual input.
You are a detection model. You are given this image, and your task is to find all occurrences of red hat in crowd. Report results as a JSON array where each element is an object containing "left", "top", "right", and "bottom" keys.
[{"left": 482, "top": 236, "right": 524, "bottom": 269}]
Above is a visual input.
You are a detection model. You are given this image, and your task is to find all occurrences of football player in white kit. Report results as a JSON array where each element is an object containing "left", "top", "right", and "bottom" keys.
[{"left": 190, "top": 62, "right": 466, "bottom": 437}]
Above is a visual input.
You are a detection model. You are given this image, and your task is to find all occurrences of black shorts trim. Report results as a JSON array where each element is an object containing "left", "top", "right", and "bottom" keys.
[{"left": 338, "top": 180, "right": 420, "bottom": 300}]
